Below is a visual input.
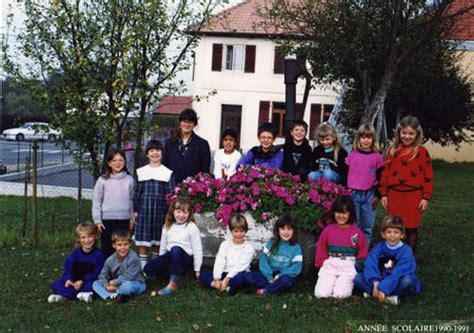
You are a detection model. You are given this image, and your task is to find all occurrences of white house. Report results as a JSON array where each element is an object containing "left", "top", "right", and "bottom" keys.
[{"left": 191, "top": 0, "right": 338, "bottom": 151}]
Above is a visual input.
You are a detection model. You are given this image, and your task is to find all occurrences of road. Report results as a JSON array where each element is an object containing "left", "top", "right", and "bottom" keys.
[{"left": 0, "top": 139, "right": 73, "bottom": 171}]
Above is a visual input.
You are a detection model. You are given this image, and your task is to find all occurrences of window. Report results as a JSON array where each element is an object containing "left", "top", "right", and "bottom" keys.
[
  {"left": 309, "top": 104, "right": 335, "bottom": 138},
  {"left": 273, "top": 46, "right": 307, "bottom": 74},
  {"left": 272, "top": 102, "right": 286, "bottom": 137},
  {"left": 269, "top": 102, "right": 304, "bottom": 138},
  {"left": 225, "top": 45, "right": 245, "bottom": 71},
  {"left": 212, "top": 44, "right": 256, "bottom": 73}
]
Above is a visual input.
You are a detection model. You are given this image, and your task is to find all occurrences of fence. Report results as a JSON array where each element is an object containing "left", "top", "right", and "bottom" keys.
[{"left": 0, "top": 140, "right": 118, "bottom": 245}]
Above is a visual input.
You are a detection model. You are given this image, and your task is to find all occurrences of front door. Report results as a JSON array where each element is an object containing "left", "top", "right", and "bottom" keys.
[{"left": 220, "top": 104, "right": 242, "bottom": 148}]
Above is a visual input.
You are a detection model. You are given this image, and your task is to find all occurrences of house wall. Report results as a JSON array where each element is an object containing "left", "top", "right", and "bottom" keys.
[
  {"left": 192, "top": 36, "right": 338, "bottom": 151},
  {"left": 425, "top": 138, "right": 474, "bottom": 162}
]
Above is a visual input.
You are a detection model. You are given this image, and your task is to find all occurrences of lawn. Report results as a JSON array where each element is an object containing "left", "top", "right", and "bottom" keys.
[{"left": 0, "top": 161, "right": 473, "bottom": 332}]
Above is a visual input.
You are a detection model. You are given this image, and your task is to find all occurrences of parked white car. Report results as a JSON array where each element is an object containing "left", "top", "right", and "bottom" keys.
[{"left": 2, "top": 122, "right": 61, "bottom": 142}]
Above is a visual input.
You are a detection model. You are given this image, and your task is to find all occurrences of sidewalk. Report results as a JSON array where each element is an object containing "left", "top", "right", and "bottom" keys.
[{"left": 0, "top": 181, "right": 93, "bottom": 199}]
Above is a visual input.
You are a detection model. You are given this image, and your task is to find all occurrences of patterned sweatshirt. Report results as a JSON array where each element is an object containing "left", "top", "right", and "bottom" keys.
[
  {"left": 315, "top": 224, "right": 368, "bottom": 268},
  {"left": 311, "top": 146, "right": 348, "bottom": 185},
  {"left": 259, "top": 240, "right": 303, "bottom": 281},
  {"left": 379, "top": 146, "right": 434, "bottom": 200}
]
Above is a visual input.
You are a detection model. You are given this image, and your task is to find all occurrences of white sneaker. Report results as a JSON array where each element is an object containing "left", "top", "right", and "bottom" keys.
[
  {"left": 363, "top": 292, "right": 371, "bottom": 299},
  {"left": 77, "top": 292, "right": 93, "bottom": 303},
  {"left": 48, "top": 294, "right": 66, "bottom": 303},
  {"left": 385, "top": 295, "right": 400, "bottom": 305}
]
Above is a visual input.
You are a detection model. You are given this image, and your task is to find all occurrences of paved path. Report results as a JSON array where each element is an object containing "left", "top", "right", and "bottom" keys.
[{"left": 0, "top": 181, "right": 93, "bottom": 199}]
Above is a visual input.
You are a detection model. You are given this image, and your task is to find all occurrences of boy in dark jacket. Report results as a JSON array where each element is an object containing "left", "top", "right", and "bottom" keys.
[{"left": 281, "top": 120, "right": 312, "bottom": 181}]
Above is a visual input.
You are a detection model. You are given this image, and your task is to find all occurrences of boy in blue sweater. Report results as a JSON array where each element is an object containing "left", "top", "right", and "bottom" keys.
[
  {"left": 237, "top": 122, "right": 283, "bottom": 170},
  {"left": 354, "top": 215, "right": 421, "bottom": 305},
  {"left": 247, "top": 214, "right": 303, "bottom": 294}
]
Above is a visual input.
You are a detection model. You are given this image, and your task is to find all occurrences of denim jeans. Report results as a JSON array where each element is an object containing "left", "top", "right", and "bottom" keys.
[
  {"left": 354, "top": 273, "right": 419, "bottom": 297},
  {"left": 92, "top": 280, "right": 146, "bottom": 300},
  {"left": 351, "top": 189, "right": 377, "bottom": 245},
  {"left": 246, "top": 271, "right": 297, "bottom": 294},
  {"left": 308, "top": 170, "right": 342, "bottom": 184},
  {"left": 143, "top": 246, "right": 193, "bottom": 278},
  {"left": 200, "top": 271, "right": 251, "bottom": 293}
]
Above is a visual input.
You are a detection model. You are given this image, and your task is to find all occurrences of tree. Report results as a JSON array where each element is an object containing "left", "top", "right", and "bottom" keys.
[
  {"left": 340, "top": 37, "right": 473, "bottom": 145},
  {"left": 2, "top": 78, "right": 48, "bottom": 119},
  {"left": 259, "top": 0, "right": 473, "bottom": 143},
  {"left": 4, "top": 0, "right": 224, "bottom": 178}
]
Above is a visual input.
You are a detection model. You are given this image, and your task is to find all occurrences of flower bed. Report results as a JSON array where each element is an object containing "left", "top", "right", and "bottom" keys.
[{"left": 168, "top": 165, "right": 350, "bottom": 234}]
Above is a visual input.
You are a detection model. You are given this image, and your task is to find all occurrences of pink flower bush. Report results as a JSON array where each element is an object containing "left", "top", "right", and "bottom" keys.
[{"left": 168, "top": 165, "right": 351, "bottom": 233}]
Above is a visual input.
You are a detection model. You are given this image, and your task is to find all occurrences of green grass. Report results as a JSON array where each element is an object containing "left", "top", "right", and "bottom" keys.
[{"left": 1, "top": 161, "right": 473, "bottom": 332}]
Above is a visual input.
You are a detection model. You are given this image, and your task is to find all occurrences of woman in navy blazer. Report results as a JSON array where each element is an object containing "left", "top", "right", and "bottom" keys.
[{"left": 163, "top": 108, "right": 211, "bottom": 184}]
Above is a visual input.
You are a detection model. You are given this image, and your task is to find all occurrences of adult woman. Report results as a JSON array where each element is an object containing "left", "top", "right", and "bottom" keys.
[{"left": 163, "top": 108, "right": 211, "bottom": 184}]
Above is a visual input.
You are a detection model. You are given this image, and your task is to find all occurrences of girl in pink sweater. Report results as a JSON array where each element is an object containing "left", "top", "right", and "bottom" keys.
[{"left": 314, "top": 196, "right": 368, "bottom": 298}]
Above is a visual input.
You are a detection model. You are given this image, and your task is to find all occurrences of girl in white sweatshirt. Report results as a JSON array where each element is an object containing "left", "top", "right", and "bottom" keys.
[
  {"left": 199, "top": 214, "right": 255, "bottom": 295},
  {"left": 143, "top": 198, "right": 202, "bottom": 296}
]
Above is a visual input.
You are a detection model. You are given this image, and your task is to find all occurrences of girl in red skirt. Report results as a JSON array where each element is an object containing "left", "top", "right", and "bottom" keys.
[{"left": 380, "top": 116, "right": 434, "bottom": 252}]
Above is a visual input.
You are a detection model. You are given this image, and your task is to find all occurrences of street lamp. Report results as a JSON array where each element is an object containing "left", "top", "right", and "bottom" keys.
[{"left": 284, "top": 55, "right": 306, "bottom": 140}]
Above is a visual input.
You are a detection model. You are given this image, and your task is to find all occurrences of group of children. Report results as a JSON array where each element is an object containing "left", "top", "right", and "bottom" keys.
[
  {"left": 48, "top": 114, "right": 433, "bottom": 306},
  {"left": 48, "top": 203, "right": 303, "bottom": 302}
]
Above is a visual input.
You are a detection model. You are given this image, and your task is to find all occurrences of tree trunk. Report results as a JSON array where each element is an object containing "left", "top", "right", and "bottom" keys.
[
  {"left": 89, "top": 145, "right": 101, "bottom": 180},
  {"left": 300, "top": 72, "right": 312, "bottom": 120},
  {"left": 133, "top": 98, "right": 148, "bottom": 173}
]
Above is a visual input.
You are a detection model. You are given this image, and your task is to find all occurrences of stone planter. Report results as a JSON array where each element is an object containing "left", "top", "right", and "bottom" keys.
[{"left": 194, "top": 212, "right": 316, "bottom": 271}]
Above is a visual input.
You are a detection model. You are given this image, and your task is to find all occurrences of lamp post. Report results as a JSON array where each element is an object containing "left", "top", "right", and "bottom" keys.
[{"left": 284, "top": 55, "right": 306, "bottom": 140}]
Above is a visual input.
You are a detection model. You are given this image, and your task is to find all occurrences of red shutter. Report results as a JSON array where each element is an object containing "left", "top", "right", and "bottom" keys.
[
  {"left": 310, "top": 104, "right": 322, "bottom": 139},
  {"left": 259, "top": 101, "right": 270, "bottom": 124},
  {"left": 274, "top": 47, "right": 284, "bottom": 74},
  {"left": 212, "top": 44, "right": 223, "bottom": 72},
  {"left": 244, "top": 45, "right": 256, "bottom": 73}
]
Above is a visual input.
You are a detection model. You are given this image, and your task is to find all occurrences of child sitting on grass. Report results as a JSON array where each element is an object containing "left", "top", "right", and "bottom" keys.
[
  {"left": 48, "top": 222, "right": 104, "bottom": 303},
  {"left": 200, "top": 213, "right": 255, "bottom": 295},
  {"left": 247, "top": 214, "right": 303, "bottom": 295},
  {"left": 314, "top": 196, "right": 368, "bottom": 299},
  {"left": 354, "top": 215, "right": 421, "bottom": 305},
  {"left": 144, "top": 198, "right": 203, "bottom": 296},
  {"left": 92, "top": 230, "right": 146, "bottom": 302}
]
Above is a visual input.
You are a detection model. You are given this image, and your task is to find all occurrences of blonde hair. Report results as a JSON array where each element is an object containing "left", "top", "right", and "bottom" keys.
[
  {"left": 164, "top": 198, "right": 195, "bottom": 230},
  {"left": 314, "top": 123, "right": 341, "bottom": 162},
  {"left": 111, "top": 230, "right": 131, "bottom": 244},
  {"left": 353, "top": 124, "right": 379, "bottom": 152},
  {"left": 75, "top": 221, "right": 98, "bottom": 247},
  {"left": 387, "top": 116, "right": 423, "bottom": 160},
  {"left": 380, "top": 215, "right": 405, "bottom": 234},
  {"left": 228, "top": 213, "right": 249, "bottom": 232}
]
